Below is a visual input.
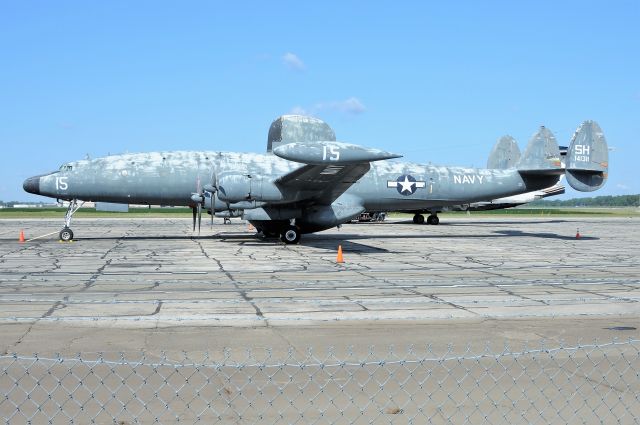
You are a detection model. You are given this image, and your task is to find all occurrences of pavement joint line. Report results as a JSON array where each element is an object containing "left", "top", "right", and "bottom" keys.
[
  {"left": 41, "top": 301, "right": 64, "bottom": 318},
  {"left": 405, "top": 289, "right": 481, "bottom": 316},
  {"left": 1, "top": 217, "right": 639, "bottom": 333},
  {"left": 150, "top": 301, "right": 163, "bottom": 316},
  {"left": 5, "top": 309, "right": 639, "bottom": 324}
]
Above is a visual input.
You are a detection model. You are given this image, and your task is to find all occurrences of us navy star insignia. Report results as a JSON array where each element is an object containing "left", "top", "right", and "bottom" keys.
[{"left": 387, "top": 175, "right": 426, "bottom": 196}]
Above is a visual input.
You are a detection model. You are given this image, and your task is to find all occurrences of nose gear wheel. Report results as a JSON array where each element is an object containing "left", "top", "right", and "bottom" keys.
[{"left": 59, "top": 199, "right": 84, "bottom": 241}]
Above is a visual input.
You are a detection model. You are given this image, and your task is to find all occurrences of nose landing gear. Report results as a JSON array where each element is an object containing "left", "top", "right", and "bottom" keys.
[
  {"left": 59, "top": 199, "right": 84, "bottom": 241},
  {"left": 59, "top": 227, "right": 74, "bottom": 242}
]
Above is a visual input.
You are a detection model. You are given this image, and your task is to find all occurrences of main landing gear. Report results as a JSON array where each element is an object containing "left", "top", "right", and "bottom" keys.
[
  {"left": 59, "top": 199, "right": 84, "bottom": 241},
  {"left": 413, "top": 213, "right": 440, "bottom": 225},
  {"left": 280, "top": 225, "right": 301, "bottom": 244},
  {"left": 253, "top": 220, "right": 302, "bottom": 245}
]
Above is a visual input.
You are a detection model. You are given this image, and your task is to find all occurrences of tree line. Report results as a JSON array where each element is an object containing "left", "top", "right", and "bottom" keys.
[{"left": 531, "top": 194, "right": 639, "bottom": 207}]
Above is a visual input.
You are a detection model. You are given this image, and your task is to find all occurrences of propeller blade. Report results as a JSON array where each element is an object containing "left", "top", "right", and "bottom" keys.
[
  {"left": 197, "top": 203, "right": 202, "bottom": 235},
  {"left": 210, "top": 193, "right": 215, "bottom": 228},
  {"left": 192, "top": 207, "right": 196, "bottom": 232}
]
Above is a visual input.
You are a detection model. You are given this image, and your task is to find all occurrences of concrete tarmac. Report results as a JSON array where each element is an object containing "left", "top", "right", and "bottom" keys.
[{"left": 0, "top": 216, "right": 638, "bottom": 356}]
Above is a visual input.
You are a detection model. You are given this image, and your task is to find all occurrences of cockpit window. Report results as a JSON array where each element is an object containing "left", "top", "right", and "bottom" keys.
[{"left": 59, "top": 164, "right": 73, "bottom": 171}]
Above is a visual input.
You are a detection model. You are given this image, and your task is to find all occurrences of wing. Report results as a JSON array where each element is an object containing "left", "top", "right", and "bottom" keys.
[
  {"left": 276, "top": 162, "right": 371, "bottom": 205},
  {"left": 273, "top": 141, "right": 401, "bottom": 205}
]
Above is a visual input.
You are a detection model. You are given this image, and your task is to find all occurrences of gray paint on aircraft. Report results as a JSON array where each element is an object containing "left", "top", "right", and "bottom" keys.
[{"left": 23, "top": 115, "right": 609, "bottom": 242}]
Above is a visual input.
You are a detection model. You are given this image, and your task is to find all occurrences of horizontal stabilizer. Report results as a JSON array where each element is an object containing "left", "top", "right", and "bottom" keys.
[
  {"left": 565, "top": 121, "right": 608, "bottom": 192},
  {"left": 517, "top": 126, "right": 562, "bottom": 175},
  {"left": 273, "top": 141, "right": 402, "bottom": 165},
  {"left": 487, "top": 135, "right": 521, "bottom": 169}
]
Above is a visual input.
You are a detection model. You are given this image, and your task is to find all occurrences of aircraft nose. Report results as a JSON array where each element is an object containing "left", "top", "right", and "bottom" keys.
[{"left": 23, "top": 176, "right": 41, "bottom": 195}]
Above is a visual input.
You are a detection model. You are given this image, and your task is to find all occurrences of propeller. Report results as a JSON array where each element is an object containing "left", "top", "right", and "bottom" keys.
[
  {"left": 204, "top": 167, "right": 219, "bottom": 229},
  {"left": 191, "top": 176, "right": 204, "bottom": 235},
  {"left": 210, "top": 190, "right": 215, "bottom": 228},
  {"left": 191, "top": 166, "right": 220, "bottom": 234},
  {"left": 191, "top": 195, "right": 203, "bottom": 234}
]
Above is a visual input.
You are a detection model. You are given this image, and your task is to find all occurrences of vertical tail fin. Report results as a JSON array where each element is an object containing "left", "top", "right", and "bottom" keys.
[
  {"left": 565, "top": 121, "right": 608, "bottom": 192},
  {"left": 487, "top": 135, "right": 521, "bottom": 169},
  {"left": 517, "top": 126, "right": 562, "bottom": 174}
]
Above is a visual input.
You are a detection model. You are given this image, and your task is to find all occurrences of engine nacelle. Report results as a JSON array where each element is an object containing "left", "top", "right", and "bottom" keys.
[
  {"left": 302, "top": 204, "right": 364, "bottom": 228},
  {"left": 300, "top": 195, "right": 365, "bottom": 229},
  {"left": 217, "top": 173, "right": 250, "bottom": 202},
  {"left": 217, "top": 173, "right": 283, "bottom": 203},
  {"left": 215, "top": 210, "right": 243, "bottom": 218}
]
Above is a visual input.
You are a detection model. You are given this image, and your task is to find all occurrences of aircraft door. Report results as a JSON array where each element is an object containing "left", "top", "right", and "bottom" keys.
[
  {"left": 428, "top": 176, "right": 435, "bottom": 197},
  {"left": 425, "top": 171, "right": 439, "bottom": 199}
]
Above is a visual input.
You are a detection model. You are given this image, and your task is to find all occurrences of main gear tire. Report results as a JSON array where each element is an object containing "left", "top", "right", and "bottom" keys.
[
  {"left": 427, "top": 215, "right": 440, "bottom": 225},
  {"left": 280, "top": 226, "right": 301, "bottom": 244}
]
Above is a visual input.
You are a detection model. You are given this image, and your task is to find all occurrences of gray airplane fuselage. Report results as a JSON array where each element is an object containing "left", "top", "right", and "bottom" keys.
[
  {"left": 28, "top": 151, "right": 557, "bottom": 213},
  {"left": 21, "top": 115, "right": 608, "bottom": 243}
]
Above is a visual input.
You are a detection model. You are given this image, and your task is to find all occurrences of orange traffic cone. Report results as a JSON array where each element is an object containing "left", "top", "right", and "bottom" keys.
[
  {"left": 576, "top": 228, "right": 581, "bottom": 239},
  {"left": 19, "top": 230, "right": 25, "bottom": 243},
  {"left": 336, "top": 245, "right": 344, "bottom": 263}
]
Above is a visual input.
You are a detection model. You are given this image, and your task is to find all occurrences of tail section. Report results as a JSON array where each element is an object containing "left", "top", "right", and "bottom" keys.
[
  {"left": 487, "top": 135, "right": 521, "bottom": 169},
  {"left": 517, "top": 126, "right": 562, "bottom": 175},
  {"left": 565, "top": 120, "right": 608, "bottom": 192}
]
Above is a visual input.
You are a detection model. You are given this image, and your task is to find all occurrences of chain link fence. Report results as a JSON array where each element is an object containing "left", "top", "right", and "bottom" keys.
[{"left": 2, "top": 339, "right": 639, "bottom": 424}]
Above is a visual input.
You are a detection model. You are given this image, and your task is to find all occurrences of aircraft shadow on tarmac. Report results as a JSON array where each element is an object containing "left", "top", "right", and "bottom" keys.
[
  {"left": 492, "top": 230, "right": 599, "bottom": 240},
  {"left": 211, "top": 233, "right": 388, "bottom": 253},
  {"left": 9, "top": 227, "right": 596, "bottom": 248},
  {"left": 387, "top": 219, "right": 571, "bottom": 226},
  {"left": 215, "top": 228, "right": 599, "bottom": 250}
]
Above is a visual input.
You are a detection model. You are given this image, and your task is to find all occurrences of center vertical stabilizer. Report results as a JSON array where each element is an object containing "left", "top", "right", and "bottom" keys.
[{"left": 517, "top": 126, "right": 562, "bottom": 175}]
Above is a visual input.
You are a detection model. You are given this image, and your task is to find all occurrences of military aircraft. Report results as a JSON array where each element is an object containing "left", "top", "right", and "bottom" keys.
[{"left": 23, "top": 115, "right": 608, "bottom": 244}]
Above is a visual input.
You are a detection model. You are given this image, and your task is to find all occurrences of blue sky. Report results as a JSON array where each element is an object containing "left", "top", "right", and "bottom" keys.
[{"left": 2, "top": 1, "right": 638, "bottom": 201}]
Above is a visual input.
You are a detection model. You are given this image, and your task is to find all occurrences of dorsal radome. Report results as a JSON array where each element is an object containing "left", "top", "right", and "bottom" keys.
[{"left": 267, "top": 115, "right": 336, "bottom": 152}]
